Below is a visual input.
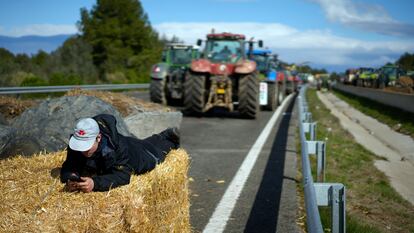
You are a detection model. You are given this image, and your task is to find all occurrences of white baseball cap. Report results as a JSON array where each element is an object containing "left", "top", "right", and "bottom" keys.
[{"left": 69, "top": 118, "right": 100, "bottom": 151}]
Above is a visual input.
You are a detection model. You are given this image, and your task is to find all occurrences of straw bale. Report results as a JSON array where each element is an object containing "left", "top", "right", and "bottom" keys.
[
  {"left": 65, "top": 90, "right": 174, "bottom": 116},
  {"left": 0, "top": 149, "right": 190, "bottom": 233},
  {"left": 0, "top": 96, "right": 36, "bottom": 120}
]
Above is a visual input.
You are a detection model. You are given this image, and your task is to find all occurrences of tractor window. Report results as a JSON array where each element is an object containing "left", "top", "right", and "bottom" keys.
[
  {"left": 161, "top": 51, "right": 167, "bottom": 62},
  {"left": 170, "top": 49, "right": 193, "bottom": 64},
  {"left": 205, "top": 40, "right": 242, "bottom": 63},
  {"left": 383, "top": 67, "right": 397, "bottom": 76},
  {"left": 251, "top": 54, "right": 269, "bottom": 72}
]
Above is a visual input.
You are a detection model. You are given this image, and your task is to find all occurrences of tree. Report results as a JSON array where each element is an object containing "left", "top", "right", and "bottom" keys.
[
  {"left": 396, "top": 52, "right": 414, "bottom": 71},
  {"left": 32, "top": 50, "right": 49, "bottom": 66},
  {"left": 0, "top": 48, "right": 17, "bottom": 75},
  {"left": 47, "top": 36, "right": 98, "bottom": 84},
  {"left": 79, "top": 0, "right": 163, "bottom": 82}
]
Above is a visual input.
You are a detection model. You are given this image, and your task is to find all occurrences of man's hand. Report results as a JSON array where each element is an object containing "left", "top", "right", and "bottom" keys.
[
  {"left": 66, "top": 180, "right": 79, "bottom": 192},
  {"left": 77, "top": 177, "right": 94, "bottom": 193}
]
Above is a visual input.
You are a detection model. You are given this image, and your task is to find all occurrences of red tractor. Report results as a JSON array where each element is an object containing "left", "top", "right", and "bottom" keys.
[{"left": 184, "top": 32, "right": 263, "bottom": 118}]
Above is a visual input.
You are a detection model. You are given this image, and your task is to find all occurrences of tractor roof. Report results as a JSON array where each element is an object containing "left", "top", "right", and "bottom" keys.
[
  {"left": 382, "top": 64, "right": 398, "bottom": 68},
  {"left": 207, "top": 32, "right": 245, "bottom": 40},
  {"left": 359, "top": 67, "right": 374, "bottom": 70},
  {"left": 166, "top": 43, "right": 195, "bottom": 49},
  {"left": 251, "top": 49, "right": 272, "bottom": 55}
]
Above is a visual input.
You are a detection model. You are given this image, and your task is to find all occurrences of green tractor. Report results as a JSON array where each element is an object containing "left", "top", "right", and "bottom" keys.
[
  {"left": 150, "top": 44, "right": 200, "bottom": 105},
  {"left": 377, "top": 64, "right": 403, "bottom": 88},
  {"left": 355, "top": 67, "right": 378, "bottom": 87}
]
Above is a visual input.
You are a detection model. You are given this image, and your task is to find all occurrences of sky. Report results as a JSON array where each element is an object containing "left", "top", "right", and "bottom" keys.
[{"left": 0, "top": 0, "right": 413, "bottom": 72}]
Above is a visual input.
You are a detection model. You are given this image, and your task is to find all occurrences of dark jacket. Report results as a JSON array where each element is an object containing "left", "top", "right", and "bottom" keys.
[{"left": 60, "top": 114, "right": 161, "bottom": 191}]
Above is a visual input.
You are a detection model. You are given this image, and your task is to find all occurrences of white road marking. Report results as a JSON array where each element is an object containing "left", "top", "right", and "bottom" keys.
[{"left": 203, "top": 94, "right": 295, "bottom": 233}]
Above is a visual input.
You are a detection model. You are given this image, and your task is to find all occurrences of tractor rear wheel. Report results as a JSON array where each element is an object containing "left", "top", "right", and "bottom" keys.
[
  {"left": 286, "top": 80, "right": 294, "bottom": 94},
  {"left": 183, "top": 74, "right": 206, "bottom": 116},
  {"left": 239, "top": 74, "right": 259, "bottom": 119},
  {"left": 150, "top": 79, "right": 166, "bottom": 105},
  {"left": 278, "top": 81, "right": 286, "bottom": 105},
  {"left": 264, "top": 82, "right": 278, "bottom": 111}
]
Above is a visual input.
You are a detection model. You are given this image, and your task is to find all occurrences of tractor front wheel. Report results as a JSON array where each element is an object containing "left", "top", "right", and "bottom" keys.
[
  {"left": 239, "top": 74, "right": 259, "bottom": 119},
  {"left": 183, "top": 74, "right": 206, "bottom": 116},
  {"left": 150, "top": 79, "right": 167, "bottom": 105}
]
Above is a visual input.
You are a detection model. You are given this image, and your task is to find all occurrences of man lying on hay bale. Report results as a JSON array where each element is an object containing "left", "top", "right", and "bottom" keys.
[{"left": 61, "top": 113, "right": 180, "bottom": 192}]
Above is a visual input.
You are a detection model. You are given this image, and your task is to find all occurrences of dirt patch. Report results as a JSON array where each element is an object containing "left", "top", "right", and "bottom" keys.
[
  {"left": 383, "top": 86, "right": 413, "bottom": 94},
  {"left": 383, "top": 77, "right": 414, "bottom": 94},
  {"left": 65, "top": 89, "right": 174, "bottom": 116},
  {"left": 398, "top": 76, "right": 414, "bottom": 88},
  {"left": 0, "top": 96, "right": 37, "bottom": 120}
]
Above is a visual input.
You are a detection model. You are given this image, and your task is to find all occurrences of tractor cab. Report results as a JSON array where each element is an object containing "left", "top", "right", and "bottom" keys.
[
  {"left": 199, "top": 33, "right": 246, "bottom": 64},
  {"left": 161, "top": 44, "right": 199, "bottom": 66},
  {"left": 378, "top": 64, "right": 403, "bottom": 87},
  {"left": 380, "top": 65, "right": 399, "bottom": 79},
  {"left": 250, "top": 49, "right": 275, "bottom": 73}
]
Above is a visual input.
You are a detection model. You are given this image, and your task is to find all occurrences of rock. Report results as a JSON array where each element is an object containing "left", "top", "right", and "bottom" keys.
[
  {"left": 124, "top": 111, "right": 182, "bottom": 139},
  {"left": 0, "top": 124, "right": 13, "bottom": 153},
  {"left": 0, "top": 113, "right": 8, "bottom": 125},
  {"left": 0, "top": 95, "right": 131, "bottom": 159}
]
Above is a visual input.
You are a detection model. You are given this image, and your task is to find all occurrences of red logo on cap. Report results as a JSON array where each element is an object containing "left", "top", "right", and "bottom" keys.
[{"left": 78, "top": 130, "right": 86, "bottom": 136}]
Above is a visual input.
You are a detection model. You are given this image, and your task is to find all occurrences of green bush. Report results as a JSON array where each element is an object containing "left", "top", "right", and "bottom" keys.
[
  {"left": 20, "top": 75, "right": 47, "bottom": 86},
  {"left": 49, "top": 73, "right": 83, "bottom": 86}
]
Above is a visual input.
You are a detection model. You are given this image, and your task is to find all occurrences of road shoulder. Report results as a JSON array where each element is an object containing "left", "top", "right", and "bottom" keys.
[{"left": 317, "top": 91, "right": 414, "bottom": 205}]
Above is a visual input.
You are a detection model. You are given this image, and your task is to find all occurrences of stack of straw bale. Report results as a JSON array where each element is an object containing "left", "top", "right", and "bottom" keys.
[{"left": 0, "top": 149, "right": 190, "bottom": 232}]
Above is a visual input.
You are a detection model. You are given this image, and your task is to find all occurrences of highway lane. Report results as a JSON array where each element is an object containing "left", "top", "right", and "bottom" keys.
[{"left": 128, "top": 91, "right": 299, "bottom": 232}]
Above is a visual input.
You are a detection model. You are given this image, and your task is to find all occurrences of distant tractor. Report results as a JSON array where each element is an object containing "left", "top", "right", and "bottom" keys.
[
  {"left": 183, "top": 32, "right": 263, "bottom": 118},
  {"left": 344, "top": 68, "right": 358, "bottom": 85},
  {"left": 355, "top": 67, "right": 378, "bottom": 87},
  {"left": 377, "top": 64, "right": 402, "bottom": 88},
  {"left": 150, "top": 44, "right": 199, "bottom": 105},
  {"left": 249, "top": 49, "right": 285, "bottom": 111}
]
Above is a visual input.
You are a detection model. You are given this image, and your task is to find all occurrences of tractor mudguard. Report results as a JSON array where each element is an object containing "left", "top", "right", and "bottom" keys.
[
  {"left": 235, "top": 60, "right": 256, "bottom": 74},
  {"left": 191, "top": 59, "right": 211, "bottom": 73},
  {"left": 276, "top": 71, "right": 285, "bottom": 82},
  {"left": 151, "top": 63, "right": 169, "bottom": 80}
]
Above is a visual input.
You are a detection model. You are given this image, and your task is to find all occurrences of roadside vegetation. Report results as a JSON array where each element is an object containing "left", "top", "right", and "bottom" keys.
[
  {"left": 301, "top": 88, "right": 414, "bottom": 233},
  {"left": 332, "top": 89, "right": 414, "bottom": 139},
  {"left": 0, "top": 0, "right": 174, "bottom": 88}
]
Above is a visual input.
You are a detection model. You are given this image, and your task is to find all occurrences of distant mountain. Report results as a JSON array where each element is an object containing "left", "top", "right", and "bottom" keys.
[{"left": 0, "top": 34, "right": 74, "bottom": 55}]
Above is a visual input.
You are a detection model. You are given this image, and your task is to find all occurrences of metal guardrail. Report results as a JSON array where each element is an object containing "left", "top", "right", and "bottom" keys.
[
  {"left": 0, "top": 83, "right": 150, "bottom": 94},
  {"left": 298, "top": 85, "right": 346, "bottom": 233}
]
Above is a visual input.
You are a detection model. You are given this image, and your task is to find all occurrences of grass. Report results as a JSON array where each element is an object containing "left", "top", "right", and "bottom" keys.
[
  {"left": 332, "top": 88, "right": 414, "bottom": 139},
  {"left": 301, "top": 88, "right": 414, "bottom": 233}
]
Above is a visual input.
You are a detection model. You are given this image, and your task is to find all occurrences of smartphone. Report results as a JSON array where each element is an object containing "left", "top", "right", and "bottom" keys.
[{"left": 68, "top": 174, "right": 83, "bottom": 182}]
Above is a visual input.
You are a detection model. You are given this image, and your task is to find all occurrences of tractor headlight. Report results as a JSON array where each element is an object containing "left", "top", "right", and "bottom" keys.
[{"left": 153, "top": 66, "right": 161, "bottom": 73}]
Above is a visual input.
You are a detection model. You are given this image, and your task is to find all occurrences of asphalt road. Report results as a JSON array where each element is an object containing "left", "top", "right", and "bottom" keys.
[{"left": 128, "top": 91, "right": 300, "bottom": 233}]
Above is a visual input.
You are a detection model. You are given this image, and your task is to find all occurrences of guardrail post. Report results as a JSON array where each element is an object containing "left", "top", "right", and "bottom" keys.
[
  {"left": 314, "top": 183, "right": 346, "bottom": 233},
  {"left": 305, "top": 112, "right": 312, "bottom": 122},
  {"left": 306, "top": 140, "right": 326, "bottom": 182},
  {"left": 303, "top": 122, "right": 317, "bottom": 141}
]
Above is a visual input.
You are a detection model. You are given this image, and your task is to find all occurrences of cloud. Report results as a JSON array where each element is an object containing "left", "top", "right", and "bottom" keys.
[
  {"left": 154, "top": 22, "right": 414, "bottom": 70},
  {"left": 0, "top": 24, "right": 78, "bottom": 37},
  {"left": 311, "top": 0, "right": 414, "bottom": 37}
]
